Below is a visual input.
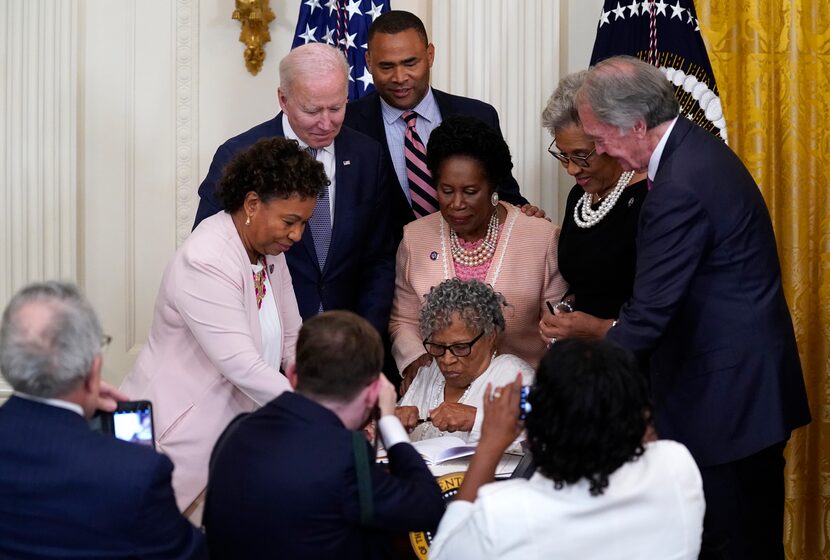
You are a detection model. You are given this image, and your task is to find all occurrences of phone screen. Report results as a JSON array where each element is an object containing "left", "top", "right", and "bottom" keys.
[{"left": 112, "top": 406, "right": 154, "bottom": 448}]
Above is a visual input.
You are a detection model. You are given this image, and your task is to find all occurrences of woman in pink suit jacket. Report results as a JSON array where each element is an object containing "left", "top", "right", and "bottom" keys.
[
  {"left": 121, "top": 138, "right": 328, "bottom": 514},
  {"left": 390, "top": 116, "right": 568, "bottom": 392}
]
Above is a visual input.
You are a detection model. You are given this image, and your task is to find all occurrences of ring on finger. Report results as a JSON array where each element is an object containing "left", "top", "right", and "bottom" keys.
[{"left": 492, "top": 390, "right": 502, "bottom": 399}]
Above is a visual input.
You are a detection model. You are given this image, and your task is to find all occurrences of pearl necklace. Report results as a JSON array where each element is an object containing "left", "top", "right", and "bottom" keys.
[
  {"left": 449, "top": 210, "right": 499, "bottom": 266},
  {"left": 573, "top": 170, "right": 635, "bottom": 228},
  {"left": 431, "top": 378, "right": 473, "bottom": 411}
]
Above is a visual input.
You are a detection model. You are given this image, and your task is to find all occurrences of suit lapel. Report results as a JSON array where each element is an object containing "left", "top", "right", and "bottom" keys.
[
  {"left": 655, "top": 117, "right": 693, "bottom": 181},
  {"left": 327, "top": 134, "right": 355, "bottom": 274}
]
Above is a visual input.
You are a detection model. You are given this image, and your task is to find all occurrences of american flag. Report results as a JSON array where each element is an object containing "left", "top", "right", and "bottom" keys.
[
  {"left": 590, "top": 0, "right": 726, "bottom": 142},
  {"left": 291, "top": 0, "right": 391, "bottom": 101}
]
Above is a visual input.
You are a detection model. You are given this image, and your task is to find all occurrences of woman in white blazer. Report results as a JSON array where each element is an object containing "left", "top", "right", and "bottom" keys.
[{"left": 121, "top": 138, "right": 328, "bottom": 515}]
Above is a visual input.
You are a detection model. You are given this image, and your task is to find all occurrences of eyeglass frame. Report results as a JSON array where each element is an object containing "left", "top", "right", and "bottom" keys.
[
  {"left": 423, "top": 330, "right": 485, "bottom": 358},
  {"left": 547, "top": 138, "right": 596, "bottom": 168}
]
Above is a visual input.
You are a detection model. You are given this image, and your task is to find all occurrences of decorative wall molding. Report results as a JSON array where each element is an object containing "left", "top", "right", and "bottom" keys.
[
  {"left": 0, "top": 0, "right": 79, "bottom": 396},
  {"left": 176, "top": 0, "right": 199, "bottom": 246}
]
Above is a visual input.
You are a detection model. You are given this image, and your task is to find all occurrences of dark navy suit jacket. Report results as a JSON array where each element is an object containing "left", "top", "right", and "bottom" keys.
[
  {"left": 0, "top": 396, "right": 205, "bottom": 559},
  {"left": 192, "top": 115, "right": 396, "bottom": 334},
  {"left": 204, "top": 392, "right": 444, "bottom": 560},
  {"left": 607, "top": 117, "right": 810, "bottom": 467},
  {"left": 344, "top": 89, "right": 529, "bottom": 242}
]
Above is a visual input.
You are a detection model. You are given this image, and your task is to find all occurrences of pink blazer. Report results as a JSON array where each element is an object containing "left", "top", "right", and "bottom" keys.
[
  {"left": 120, "top": 212, "right": 299, "bottom": 510},
  {"left": 390, "top": 203, "right": 568, "bottom": 371}
]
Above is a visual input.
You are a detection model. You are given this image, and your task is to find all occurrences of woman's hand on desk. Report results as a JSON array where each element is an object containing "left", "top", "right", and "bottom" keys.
[
  {"left": 428, "top": 402, "right": 477, "bottom": 433},
  {"left": 395, "top": 406, "right": 421, "bottom": 432}
]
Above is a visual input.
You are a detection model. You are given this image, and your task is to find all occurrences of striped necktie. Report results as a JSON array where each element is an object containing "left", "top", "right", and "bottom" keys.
[
  {"left": 402, "top": 111, "right": 438, "bottom": 217},
  {"left": 306, "top": 147, "right": 331, "bottom": 273}
]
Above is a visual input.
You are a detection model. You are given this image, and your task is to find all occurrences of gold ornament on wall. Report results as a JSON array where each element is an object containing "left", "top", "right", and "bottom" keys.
[{"left": 231, "top": 0, "right": 275, "bottom": 76}]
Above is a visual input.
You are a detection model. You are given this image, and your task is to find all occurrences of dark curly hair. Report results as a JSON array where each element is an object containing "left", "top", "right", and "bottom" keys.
[
  {"left": 526, "top": 339, "right": 652, "bottom": 496},
  {"left": 425, "top": 115, "right": 514, "bottom": 190},
  {"left": 218, "top": 137, "right": 329, "bottom": 213}
]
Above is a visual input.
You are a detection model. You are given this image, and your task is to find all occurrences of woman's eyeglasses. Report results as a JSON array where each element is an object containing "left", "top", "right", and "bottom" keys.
[
  {"left": 423, "top": 331, "right": 485, "bottom": 358},
  {"left": 547, "top": 139, "right": 596, "bottom": 168}
]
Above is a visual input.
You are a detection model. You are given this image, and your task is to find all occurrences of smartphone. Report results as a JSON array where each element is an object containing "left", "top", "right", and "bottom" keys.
[
  {"left": 91, "top": 400, "right": 156, "bottom": 449},
  {"left": 519, "top": 386, "right": 532, "bottom": 420}
]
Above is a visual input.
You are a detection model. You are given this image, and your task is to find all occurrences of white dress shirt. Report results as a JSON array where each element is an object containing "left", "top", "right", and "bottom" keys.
[
  {"left": 282, "top": 114, "right": 336, "bottom": 223},
  {"left": 648, "top": 116, "right": 679, "bottom": 182},
  {"left": 429, "top": 440, "right": 705, "bottom": 560}
]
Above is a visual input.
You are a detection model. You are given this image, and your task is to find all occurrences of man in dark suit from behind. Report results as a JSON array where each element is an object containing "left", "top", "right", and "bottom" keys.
[
  {"left": 541, "top": 55, "right": 810, "bottom": 559},
  {"left": 345, "top": 10, "right": 544, "bottom": 240},
  {"left": 0, "top": 281, "right": 205, "bottom": 559},
  {"left": 193, "top": 43, "right": 395, "bottom": 337},
  {"left": 204, "top": 311, "right": 444, "bottom": 560}
]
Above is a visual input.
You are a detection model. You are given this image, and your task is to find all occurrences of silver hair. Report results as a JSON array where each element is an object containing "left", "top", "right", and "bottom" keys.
[
  {"left": 577, "top": 55, "right": 679, "bottom": 131},
  {"left": 419, "top": 279, "right": 507, "bottom": 340},
  {"left": 541, "top": 70, "right": 588, "bottom": 135},
  {"left": 279, "top": 43, "right": 350, "bottom": 97},
  {"left": 0, "top": 281, "right": 102, "bottom": 398}
]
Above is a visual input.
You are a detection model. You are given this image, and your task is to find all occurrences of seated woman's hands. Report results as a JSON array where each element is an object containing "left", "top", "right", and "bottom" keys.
[
  {"left": 400, "top": 353, "right": 432, "bottom": 396},
  {"left": 395, "top": 406, "right": 421, "bottom": 432},
  {"left": 429, "top": 402, "right": 477, "bottom": 433}
]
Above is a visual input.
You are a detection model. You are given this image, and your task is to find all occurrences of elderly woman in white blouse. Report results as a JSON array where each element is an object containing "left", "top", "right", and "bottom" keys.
[{"left": 395, "top": 278, "right": 534, "bottom": 444}]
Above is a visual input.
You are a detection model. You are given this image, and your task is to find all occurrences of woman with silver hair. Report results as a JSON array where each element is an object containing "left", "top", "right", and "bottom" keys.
[
  {"left": 396, "top": 278, "right": 534, "bottom": 444},
  {"left": 539, "top": 71, "right": 647, "bottom": 342}
]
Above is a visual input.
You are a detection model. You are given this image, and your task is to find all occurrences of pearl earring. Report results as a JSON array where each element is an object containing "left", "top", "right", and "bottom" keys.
[
  {"left": 245, "top": 215, "right": 251, "bottom": 226},
  {"left": 490, "top": 192, "right": 499, "bottom": 207}
]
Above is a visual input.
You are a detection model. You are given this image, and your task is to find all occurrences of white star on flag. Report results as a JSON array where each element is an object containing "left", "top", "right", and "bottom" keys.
[
  {"left": 627, "top": 0, "right": 640, "bottom": 17},
  {"left": 670, "top": 1, "right": 685, "bottom": 20},
  {"left": 339, "top": 31, "right": 357, "bottom": 50},
  {"left": 612, "top": 2, "right": 626, "bottom": 20},
  {"left": 323, "top": 26, "right": 335, "bottom": 45},
  {"left": 344, "top": 0, "right": 363, "bottom": 20},
  {"left": 654, "top": 0, "right": 669, "bottom": 16},
  {"left": 304, "top": 0, "right": 321, "bottom": 15},
  {"left": 348, "top": 64, "right": 354, "bottom": 82},
  {"left": 357, "top": 68, "right": 374, "bottom": 89},
  {"left": 325, "top": 0, "right": 338, "bottom": 16},
  {"left": 367, "top": 1, "right": 384, "bottom": 21},
  {"left": 298, "top": 24, "right": 318, "bottom": 44},
  {"left": 599, "top": 10, "right": 611, "bottom": 27}
]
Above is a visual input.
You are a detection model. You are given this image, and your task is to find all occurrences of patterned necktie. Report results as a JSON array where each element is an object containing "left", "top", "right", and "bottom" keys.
[
  {"left": 647, "top": 177, "right": 654, "bottom": 191},
  {"left": 402, "top": 111, "right": 438, "bottom": 217},
  {"left": 306, "top": 147, "right": 331, "bottom": 272}
]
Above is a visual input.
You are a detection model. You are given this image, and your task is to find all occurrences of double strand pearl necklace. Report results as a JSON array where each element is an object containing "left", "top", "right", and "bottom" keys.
[
  {"left": 573, "top": 170, "right": 635, "bottom": 228},
  {"left": 449, "top": 210, "right": 499, "bottom": 266}
]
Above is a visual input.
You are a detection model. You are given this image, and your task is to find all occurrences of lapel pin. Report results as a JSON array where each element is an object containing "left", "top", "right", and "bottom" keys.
[
  {"left": 269, "top": 264, "right": 274, "bottom": 273},
  {"left": 343, "top": 160, "right": 351, "bottom": 166},
  {"left": 430, "top": 251, "right": 438, "bottom": 261},
  {"left": 627, "top": 197, "right": 634, "bottom": 207}
]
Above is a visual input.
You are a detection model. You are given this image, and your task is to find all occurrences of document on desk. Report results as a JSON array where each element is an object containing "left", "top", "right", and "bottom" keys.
[{"left": 411, "top": 436, "right": 476, "bottom": 465}]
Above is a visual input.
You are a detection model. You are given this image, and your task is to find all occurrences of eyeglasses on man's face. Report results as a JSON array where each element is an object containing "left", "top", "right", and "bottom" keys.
[
  {"left": 423, "top": 330, "right": 485, "bottom": 358},
  {"left": 547, "top": 139, "right": 596, "bottom": 168}
]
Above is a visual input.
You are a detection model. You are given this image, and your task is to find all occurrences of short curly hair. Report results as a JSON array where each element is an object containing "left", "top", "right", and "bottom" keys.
[
  {"left": 541, "top": 70, "right": 587, "bottom": 136},
  {"left": 526, "top": 339, "right": 652, "bottom": 496},
  {"left": 425, "top": 115, "right": 513, "bottom": 191},
  {"left": 418, "top": 278, "right": 506, "bottom": 340},
  {"left": 218, "top": 137, "right": 328, "bottom": 213}
]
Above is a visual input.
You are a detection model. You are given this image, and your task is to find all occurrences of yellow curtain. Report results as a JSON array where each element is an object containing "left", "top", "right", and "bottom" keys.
[{"left": 696, "top": 2, "right": 830, "bottom": 558}]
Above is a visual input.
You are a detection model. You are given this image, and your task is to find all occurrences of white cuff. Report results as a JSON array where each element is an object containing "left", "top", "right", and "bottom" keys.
[{"left": 378, "top": 415, "right": 410, "bottom": 449}]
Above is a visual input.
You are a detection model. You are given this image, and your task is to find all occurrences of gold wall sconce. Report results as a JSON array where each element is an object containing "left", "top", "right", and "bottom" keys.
[{"left": 232, "top": 0, "right": 275, "bottom": 76}]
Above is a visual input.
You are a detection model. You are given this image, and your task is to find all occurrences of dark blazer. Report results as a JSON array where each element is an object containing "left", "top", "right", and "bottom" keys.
[
  {"left": 0, "top": 396, "right": 205, "bottom": 559},
  {"left": 192, "top": 115, "right": 396, "bottom": 334},
  {"left": 607, "top": 117, "right": 810, "bottom": 467},
  {"left": 204, "top": 392, "right": 445, "bottom": 560},
  {"left": 344, "top": 89, "right": 529, "bottom": 241}
]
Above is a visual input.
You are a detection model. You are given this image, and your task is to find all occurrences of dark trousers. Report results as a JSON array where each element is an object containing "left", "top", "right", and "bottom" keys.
[{"left": 698, "top": 442, "right": 787, "bottom": 560}]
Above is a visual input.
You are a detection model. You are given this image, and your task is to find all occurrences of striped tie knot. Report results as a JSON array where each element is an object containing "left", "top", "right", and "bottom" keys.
[{"left": 402, "top": 110, "right": 418, "bottom": 128}]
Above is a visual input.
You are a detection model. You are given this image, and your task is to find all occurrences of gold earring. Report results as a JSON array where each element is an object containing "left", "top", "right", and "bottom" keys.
[{"left": 245, "top": 215, "right": 251, "bottom": 226}]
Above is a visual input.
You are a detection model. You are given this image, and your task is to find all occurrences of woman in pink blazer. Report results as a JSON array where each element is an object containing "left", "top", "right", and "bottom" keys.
[
  {"left": 390, "top": 116, "right": 568, "bottom": 393},
  {"left": 121, "top": 138, "right": 328, "bottom": 515}
]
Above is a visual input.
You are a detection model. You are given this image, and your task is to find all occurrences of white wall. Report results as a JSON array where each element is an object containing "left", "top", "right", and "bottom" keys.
[{"left": 0, "top": 0, "right": 602, "bottom": 396}]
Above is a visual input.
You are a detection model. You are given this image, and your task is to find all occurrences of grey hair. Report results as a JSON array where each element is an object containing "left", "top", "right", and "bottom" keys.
[
  {"left": 577, "top": 55, "right": 679, "bottom": 131},
  {"left": 279, "top": 43, "right": 349, "bottom": 97},
  {"left": 0, "top": 281, "right": 102, "bottom": 398},
  {"left": 419, "top": 279, "right": 507, "bottom": 340},
  {"left": 541, "top": 70, "right": 588, "bottom": 135}
]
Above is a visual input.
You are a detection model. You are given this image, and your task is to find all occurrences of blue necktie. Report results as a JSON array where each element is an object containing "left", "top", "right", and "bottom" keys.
[{"left": 306, "top": 147, "right": 330, "bottom": 312}]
